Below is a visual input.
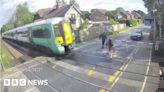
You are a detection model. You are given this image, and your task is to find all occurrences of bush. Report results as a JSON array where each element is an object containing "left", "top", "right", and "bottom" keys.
[
  {"left": 138, "top": 19, "right": 143, "bottom": 24},
  {"left": 118, "top": 19, "right": 130, "bottom": 26},
  {"left": 109, "top": 19, "right": 118, "bottom": 25},
  {"left": 119, "top": 19, "right": 142, "bottom": 27},
  {"left": 78, "top": 20, "right": 89, "bottom": 30},
  {"left": 129, "top": 19, "right": 138, "bottom": 27}
]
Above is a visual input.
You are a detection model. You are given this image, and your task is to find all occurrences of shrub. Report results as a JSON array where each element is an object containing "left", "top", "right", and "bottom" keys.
[
  {"left": 78, "top": 20, "right": 88, "bottom": 30},
  {"left": 109, "top": 19, "right": 118, "bottom": 25},
  {"left": 118, "top": 19, "right": 131, "bottom": 26},
  {"left": 129, "top": 19, "right": 138, "bottom": 27}
]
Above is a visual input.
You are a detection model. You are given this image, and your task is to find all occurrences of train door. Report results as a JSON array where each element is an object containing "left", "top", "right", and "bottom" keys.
[
  {"left": 54, "top": 23, "right": 64, "bottom": 45},
  {"left": 54, "top": 22, "right": 74, "bottom": 46}
]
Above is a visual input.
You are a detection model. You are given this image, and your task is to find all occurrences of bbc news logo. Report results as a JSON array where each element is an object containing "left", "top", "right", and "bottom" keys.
[{"left": 3, "top": 79, "right": 48, "bottom": 86}]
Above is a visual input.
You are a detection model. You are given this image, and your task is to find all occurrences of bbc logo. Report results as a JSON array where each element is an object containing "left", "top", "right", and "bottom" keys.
[{"left": 3, "top": 79, "right": 26, "bottom": 86}]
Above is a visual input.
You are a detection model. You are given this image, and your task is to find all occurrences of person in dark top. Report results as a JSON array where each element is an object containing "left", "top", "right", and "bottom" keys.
[
  {"left": 106, "top": 38, "right": 115, "bottom": 59},
  {"left": 99, "top": 32, "right": 107, "bottom": 49}
]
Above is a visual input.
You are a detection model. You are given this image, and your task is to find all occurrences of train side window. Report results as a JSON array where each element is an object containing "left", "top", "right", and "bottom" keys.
[{"left": 32, "top": 28, "right": 50, "bottom": 38}]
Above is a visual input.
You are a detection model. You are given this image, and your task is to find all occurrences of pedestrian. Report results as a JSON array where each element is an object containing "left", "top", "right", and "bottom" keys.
[
  {"left": 106, "top": 38, "right": 116, "bottom": 59},
  {"left": 99, "top": 32, "right": 107, "bottom": 49}
]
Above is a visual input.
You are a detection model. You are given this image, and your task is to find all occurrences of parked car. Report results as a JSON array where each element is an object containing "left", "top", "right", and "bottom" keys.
[{"left": 130, "top": 29, "right": 143, "bottom": 40}]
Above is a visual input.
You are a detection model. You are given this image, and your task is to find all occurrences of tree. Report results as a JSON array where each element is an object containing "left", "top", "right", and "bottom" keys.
[
  {"left": 143, "top": 0, "right": 164, "bottom": 34},
  {"left": 69, "top": 0, "right": 79, "bottom": 8},
  {"left": 81, "top": 11, "right": 90, "bottom": 20},
  {"left": 134, "top": 10, "right": 146, "bottom": 18},
  {"left": 14, "top": 3, "right": 34, "bottom": 27},
  {"left": 115, "top": 7, "right": 125, "bottom": 13},
  {"left": 69, "top": 0, "right": 75, "bottom": 4},
  {"left": 0, "top": 3, "right": 34, "bottom": 33},
  {"left": 106, "top": 10, "right": 118, "bottom": 21}
]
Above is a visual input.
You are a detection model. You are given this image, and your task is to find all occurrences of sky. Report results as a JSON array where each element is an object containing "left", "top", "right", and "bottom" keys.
[{"left": 0, "top": 0, "right": 147, "bottom": 29}]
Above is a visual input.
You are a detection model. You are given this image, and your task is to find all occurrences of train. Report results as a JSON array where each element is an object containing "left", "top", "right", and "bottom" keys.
[{"left": 2, "top": 17, "right": 75, "bottom": 55}]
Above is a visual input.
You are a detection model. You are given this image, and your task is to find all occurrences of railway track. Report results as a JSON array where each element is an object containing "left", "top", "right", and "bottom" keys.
[{"left": 1, "top": 40, "right": 62, "bottom": 92}]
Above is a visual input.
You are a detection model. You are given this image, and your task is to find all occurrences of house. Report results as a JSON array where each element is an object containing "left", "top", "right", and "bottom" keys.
[
  {"left": 119, "top": 10, "right": 138, "bottom": 20},
  {"left": 132, "top": 11, "right": 142, "bottom": 19},
  {"left": 119, "top": 11, "right": 131, "bottom": 20},
  {"left": 34, "top": 0, "right": 84, "bottom": 28},
  {"left": 90, "top": 9, "right": 108, "bottom": 22},
  {"left": 33, "top": 8, "right": 52, "bottom": 21},
  {"left": 127, "top": 11, "right": 135, "bottom": 19}
]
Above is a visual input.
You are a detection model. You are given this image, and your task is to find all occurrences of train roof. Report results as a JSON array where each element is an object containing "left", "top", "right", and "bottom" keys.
[{"left": 2, "top": 17, "right": 64, "bottom": 35}]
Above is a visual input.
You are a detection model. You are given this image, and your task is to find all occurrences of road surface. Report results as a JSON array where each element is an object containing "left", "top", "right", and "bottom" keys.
[{"left": 0, "top": 25, "right": 160, "bottom": 92}]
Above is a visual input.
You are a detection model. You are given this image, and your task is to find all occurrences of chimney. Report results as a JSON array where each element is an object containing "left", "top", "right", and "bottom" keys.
[{"left": 56, "top": 0, "right": 62, "bottom": 9}]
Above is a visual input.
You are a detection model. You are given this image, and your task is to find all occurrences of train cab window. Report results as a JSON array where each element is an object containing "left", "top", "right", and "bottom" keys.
[
  {"left": 32, "top": 28, "right": 50, "bottom": 38},
  {"left": 54, "top": 24, "right": 62, "bottom": 37}
]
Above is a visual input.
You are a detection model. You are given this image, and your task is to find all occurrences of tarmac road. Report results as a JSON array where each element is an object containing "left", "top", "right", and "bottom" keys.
[{"left": 1, "top": 25, "right": 160, "bottom": 92}]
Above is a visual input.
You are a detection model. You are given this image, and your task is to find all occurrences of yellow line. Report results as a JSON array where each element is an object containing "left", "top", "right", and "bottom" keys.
[
  {"left": 98, "top": 89, "right": 106, "bottom": 92},
  {"left": 107, "top": 63, "right": 126, "bottom": 83},
  {"left": 87, "top": 67, "right": 96, "bottom": 76}
]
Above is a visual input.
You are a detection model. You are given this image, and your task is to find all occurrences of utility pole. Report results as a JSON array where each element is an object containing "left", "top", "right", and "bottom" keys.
[{"left": 153, "top": 17, "right": 156, "bottom": 42}]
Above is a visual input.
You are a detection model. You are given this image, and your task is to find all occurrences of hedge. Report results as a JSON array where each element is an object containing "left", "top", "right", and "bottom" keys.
[
  {"left": 118, "top": 19, "right": 142, "bottom": 27},
  {"left": 129, "top": 19, "right": 138, "bottom": 27},
  {"left": 109, "top": 19, "right": 118, "bottom": 25}
]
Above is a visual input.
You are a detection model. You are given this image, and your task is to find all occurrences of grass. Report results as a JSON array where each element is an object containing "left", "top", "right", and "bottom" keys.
[{"left": 0, "top": 48, "right": 12, "bottom": 71}]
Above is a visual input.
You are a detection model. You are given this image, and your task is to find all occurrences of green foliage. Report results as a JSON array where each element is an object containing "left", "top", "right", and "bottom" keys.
[
  {"left": 134, "top": 10, "right": 146, "bottom": 19},
  {"left": 1, "top": 22, "right": 15, "bottom": 33},
  {"left": 14, "top": 4, "right": 34, "bottom": 27},
  {"left": 108, "top": 19, "right": 118, "bottom": 25},
  {"left": 115, "top": 7, "right": 125, "bottom": 12},
  {"left": 143, "top": 0, "right": 164, "bottom": 23},
  {"left": 0, "top": 48, "right": 12, "bottom": 70},
  {"left": 129, "top": 19, "right": 138, "bottom": 27},
  {"left": 119, "top": 19, "right": 142, "bottom": 27},
  {"left": 78, "top": 20, "right": 88, "bottom": 30},
  {"left": 0, "top": 3, "right": 34, "bottom": 33},
  {"left": 81, "top": 11, "right": 91, "bottom": 20},
  {"left": 106, "top": 10, "right": 118, "bottom": 21},
  {"left": 118, "top": 19, "right": 130, "bottom": 26},
  {"left": 69, "top": 0, "right": 75, "bottom": 4}
]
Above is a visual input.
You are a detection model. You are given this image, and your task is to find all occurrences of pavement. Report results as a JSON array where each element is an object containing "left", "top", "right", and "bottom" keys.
[{"left": 0, "top": 25, "right": 161, "bottom": 92}]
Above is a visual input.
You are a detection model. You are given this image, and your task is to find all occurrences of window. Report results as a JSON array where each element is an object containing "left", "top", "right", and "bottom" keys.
[
  {"left": 71, "top": 14, "right": 76, "bottom": 19},
  {"left": 16, "top": 28, "right": 29, "bottom": 37},
  {"left": 32, "top": 28, "right": 50, "bottom": 38},
  {"left": 70, "top": 14, "right": 76, "bottom": 24},
  {"left": 54, "top": 24, "right": 62, "bottom": 37}
]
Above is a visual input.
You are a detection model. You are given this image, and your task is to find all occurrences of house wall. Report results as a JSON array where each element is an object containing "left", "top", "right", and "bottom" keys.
[
  {"left": 90, "top": 11, "right": 108, "bottom": 22},
  {"left": 65, "top": 7, "right": 83, "bottom": 28}
]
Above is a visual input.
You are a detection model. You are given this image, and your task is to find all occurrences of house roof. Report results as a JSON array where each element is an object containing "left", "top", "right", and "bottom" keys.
[
  {"left": 45, "top": 4, "right": 72, "bottom": 18},
  {"left": 91, "top": 9, "right": 108, "bottom": 15},
  {"left": 132, "top": 11, "right": 141, "bottom": 18},
  {"left": 90, "top": 9, "right": 108, "bottom": 18},
  {"left": 36, "top": 8, "right": 52, "bottom": 18},
  {"left": 35, "top": 3, "right": 82, "bottom": 20},
  {"left": 120, "top": 11, "right": 129, "bottom": 17}
]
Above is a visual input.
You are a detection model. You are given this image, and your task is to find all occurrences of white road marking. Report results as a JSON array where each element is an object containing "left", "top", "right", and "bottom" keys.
[
  {"left": 140, "top": 47, "right": 152, "bottom": 92},
  {"left": 109, "top": 47, "right": 139, "bottom": 90}
]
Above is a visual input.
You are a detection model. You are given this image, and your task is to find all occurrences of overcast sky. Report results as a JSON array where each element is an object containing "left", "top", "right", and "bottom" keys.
[{"left": 0, "top": 0, "right": 147, "bottom": 28}]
